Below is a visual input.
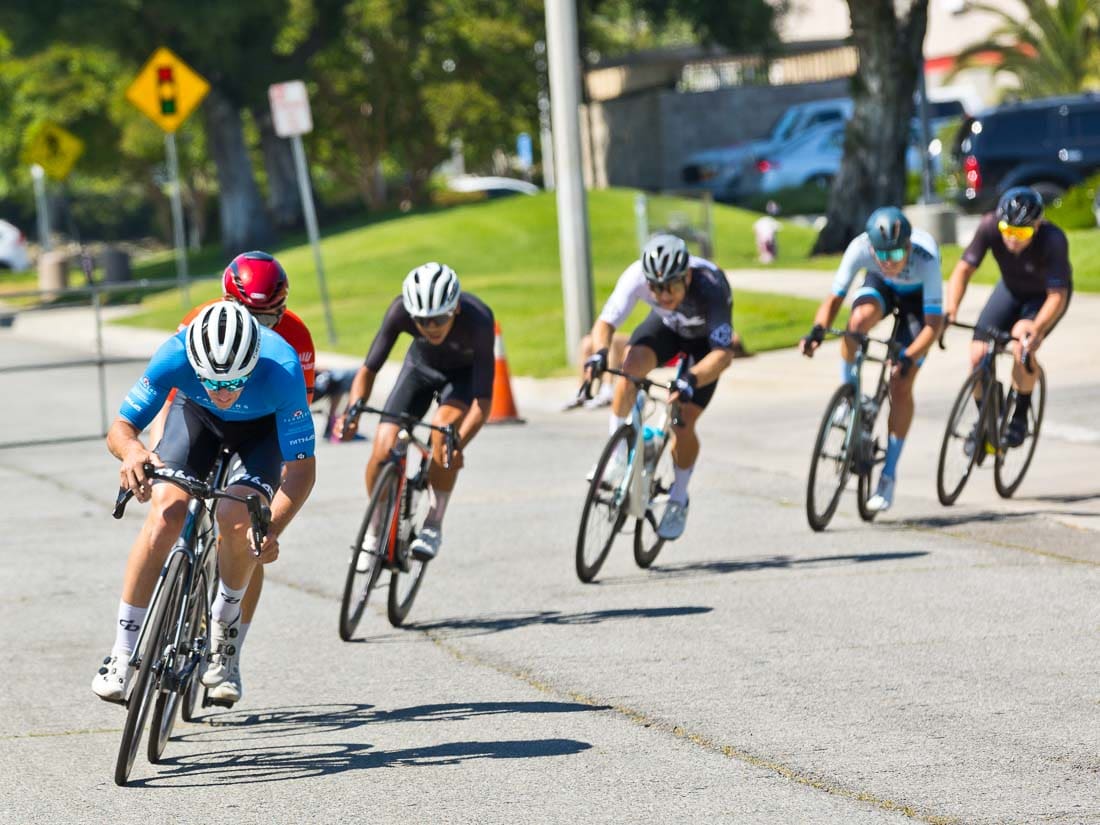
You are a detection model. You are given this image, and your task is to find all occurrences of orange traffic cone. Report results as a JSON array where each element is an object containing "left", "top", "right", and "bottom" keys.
[{"left": 488, "top": 321, "right": 525, "bottom": 425}]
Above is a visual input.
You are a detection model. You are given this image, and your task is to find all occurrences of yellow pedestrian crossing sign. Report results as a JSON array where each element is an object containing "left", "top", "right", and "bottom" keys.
[
  {"left": 22, "top": 122, "right": 84, "bottom": 181},
  {"left": 126, "top": 47, "right": 210, "bottom": 133}
]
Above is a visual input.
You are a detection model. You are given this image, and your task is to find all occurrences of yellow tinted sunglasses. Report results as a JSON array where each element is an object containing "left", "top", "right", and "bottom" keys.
[{"left": 997, "top": 220, "right": 1035, "bottom": 241}]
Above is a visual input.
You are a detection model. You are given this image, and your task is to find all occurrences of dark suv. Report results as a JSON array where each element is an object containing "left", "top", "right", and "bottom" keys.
[{"left": 953, "top": 93, "right": 1100, "bottom": 212}]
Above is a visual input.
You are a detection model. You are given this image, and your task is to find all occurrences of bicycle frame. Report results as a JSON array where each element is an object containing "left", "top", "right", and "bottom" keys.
[{"left": 380, "top": 430, "right": 432, "bottom": 573}]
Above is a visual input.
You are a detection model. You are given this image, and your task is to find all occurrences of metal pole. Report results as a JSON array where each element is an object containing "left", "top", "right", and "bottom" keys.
[
  {"left": 291, "top": 134, "right": 337, "bottom": 344},
  {"left": 164, "top": 133, "right": 190, "bottom": 306},
  {"left": 917, "top": 62, "right": 935, "bottom": 204},
  {"left": 93, "top": 289, "right": 109, "bottom": 435},
  {"left": 634, "top": 193, "right": 649, "bottom": 255},
  {"left": 538, "top": 89, "right": 556, "bottom": 191},
  {"left": 545, "top": 0, "right": 593, "bottom": 366},
  {"left": 31, "top": 165, "right": 51, "bottom": 251}
]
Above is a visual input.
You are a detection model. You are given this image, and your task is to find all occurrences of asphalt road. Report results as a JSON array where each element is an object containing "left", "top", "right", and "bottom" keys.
[{"left": 1, "top": 293, "right": 1098, "bottom": 825}]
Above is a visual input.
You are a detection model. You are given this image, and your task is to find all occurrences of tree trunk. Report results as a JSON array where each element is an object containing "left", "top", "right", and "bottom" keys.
[
  {"left": 203, "top": 87, "right": 276, "bottom": 254},
  {"left": 813, "top": 0, "right": 929, "bottom": 254},
  {"left": 253, "top": 106, "right": 303, "bottom": 230}
]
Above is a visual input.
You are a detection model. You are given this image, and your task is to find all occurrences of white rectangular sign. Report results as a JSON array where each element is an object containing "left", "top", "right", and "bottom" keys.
[{"left": 268, "top": 80, "right": 313, "bottom": 137}]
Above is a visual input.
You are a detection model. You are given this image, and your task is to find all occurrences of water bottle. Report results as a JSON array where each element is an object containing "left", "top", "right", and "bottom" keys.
[{"left": 643, "top": 425, "right": 662, "bottom": 467}]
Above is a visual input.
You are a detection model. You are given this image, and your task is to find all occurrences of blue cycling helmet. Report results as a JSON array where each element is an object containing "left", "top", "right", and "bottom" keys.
[{"left": 865, "top": 206, "right": 912, "bottom": 251}]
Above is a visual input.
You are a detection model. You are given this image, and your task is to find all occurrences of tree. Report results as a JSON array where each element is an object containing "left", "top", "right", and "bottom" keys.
[
  {"left": 813, "top": 1, "right": 929, "bottom": 254},
  {"left": 947, "top": 0, "right": 1100, "bottom": 99}
]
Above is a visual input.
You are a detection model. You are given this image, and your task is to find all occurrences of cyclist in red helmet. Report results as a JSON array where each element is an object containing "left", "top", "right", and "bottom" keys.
[{"left": 144, "top": 251, "right": 316, "bottom": 706}]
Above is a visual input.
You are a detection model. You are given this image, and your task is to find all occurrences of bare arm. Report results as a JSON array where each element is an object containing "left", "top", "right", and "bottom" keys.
[
  {"left": 691, "top": 348, "right": 734, "bottom": 388},
  {"left": 106, "top": 418, "right": 164, "bottom": 502},
  {"left": 457, "top": 397, "right": 490, "bottom": 449},
  {"left": 270, "top": 457, "right": 315, "bottom": 536},
  {"left": 334, "top": 365, "right": 377, "bottom": 440},
  {"left": 799, "top": 294, "right": 845, "bottom": 357},
  {"left": 589, "top": 319, "right": 616, "bottom": 355},
  {"left": 905, "top": 314, "right": 945, "bottom": 361}
]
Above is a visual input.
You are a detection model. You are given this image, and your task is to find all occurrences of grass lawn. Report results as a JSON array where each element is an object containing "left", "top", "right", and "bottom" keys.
[{"left": 118, "top": 189, "right": 824, "bottom": 376}]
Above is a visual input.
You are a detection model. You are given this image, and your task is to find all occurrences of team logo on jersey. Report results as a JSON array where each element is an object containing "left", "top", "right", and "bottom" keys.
[
  {"left": 291, "top": 409, "right": 307, "bottom": 420},
  {"left": 140, "top": 376, "right": 151, "bottom": 388},
  {"left": 709, "top": 323, "right": 733, "bottom": 348},
  {"left": 296, "top": 452, "right": 307, "bottom": 460}
]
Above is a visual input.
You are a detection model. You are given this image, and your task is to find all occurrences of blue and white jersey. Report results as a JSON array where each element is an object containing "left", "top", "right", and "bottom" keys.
[
  {"left": 831, "top": 228, "right": 943, "bottom": 316},
  {"left": 119, "top": 327, "right": 315, "bottom": 461}
]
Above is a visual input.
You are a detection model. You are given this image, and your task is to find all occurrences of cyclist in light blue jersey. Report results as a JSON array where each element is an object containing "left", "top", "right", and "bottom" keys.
[
  {"left": 93, "top": 301, "right": 316, "bottom": 704},
  {"left": 799, "top": 207, "right": 944, "bottom": 512}
]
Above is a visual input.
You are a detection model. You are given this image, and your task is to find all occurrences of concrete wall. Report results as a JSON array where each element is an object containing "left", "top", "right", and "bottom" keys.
[{"left": 582, "top": 77, "right": 851, "bottom": 190}]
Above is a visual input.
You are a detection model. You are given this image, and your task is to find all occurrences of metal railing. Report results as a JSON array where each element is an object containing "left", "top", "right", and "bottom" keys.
[{"left": 0, "top": 276, "right": 214, "bottom": 450}]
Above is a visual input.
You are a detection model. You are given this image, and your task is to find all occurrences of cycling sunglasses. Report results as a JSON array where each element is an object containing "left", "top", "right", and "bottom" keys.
[
  {"left": 198, "top": 374, "right": 249, "bottom": 393},
  {"left": 998, "top": 220, "right": 1035, "bottom": 241},
  {"left": 414, "top": 311, "right": 456, "bottom": 329},
  {"left": 647, "top": 276, "right": 687, "bottom": 294},
  {"left": 874, "top": 247, "right": 907, "bottom": 263}
]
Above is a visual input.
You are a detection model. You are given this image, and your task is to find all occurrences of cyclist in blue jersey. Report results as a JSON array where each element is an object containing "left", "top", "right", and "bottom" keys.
[
  {"left": 799, "top": 207, "right": 944, "bottom": 513},
  {"left": 92, "top": 301, "right": 316, "bottom": 704}
]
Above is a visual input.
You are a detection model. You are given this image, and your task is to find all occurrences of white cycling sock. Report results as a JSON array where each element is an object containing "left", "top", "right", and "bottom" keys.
[
  {"left": 112, "top": 601, "right": 148, "bottom": 657},
  {"left": 427, "top": 487, "right": 451, "bottom": 526},
  {"left": 211, "top": 581, "right": 247, "bottom": 625},
  {"left": 609, "top": 414, "right": 626, "bottom": 435},
  {"left": 668, "top": 465, "right": 694, "bottom": 506}
]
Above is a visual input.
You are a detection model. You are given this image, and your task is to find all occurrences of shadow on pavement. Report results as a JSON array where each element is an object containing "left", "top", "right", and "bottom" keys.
[
  {"left": 180, "top": 700, "right": 603, "bottom": 743},
  {"left": 134, "top": 738, "right": 593, "bottom": 787},
  {"left": 596, "top": 552, "right": 928, "bottom": 586},
  {"left": 899, "top": 510, "right": 1098, "bottom": 529},
  {"left": 411, "top": 605, "right": 712, "bottom": 638}
]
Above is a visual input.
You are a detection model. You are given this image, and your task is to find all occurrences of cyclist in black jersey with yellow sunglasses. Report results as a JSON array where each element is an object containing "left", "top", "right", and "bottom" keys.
[{"left": 944, "top": 187, "right": 1072, "bottom": 447}]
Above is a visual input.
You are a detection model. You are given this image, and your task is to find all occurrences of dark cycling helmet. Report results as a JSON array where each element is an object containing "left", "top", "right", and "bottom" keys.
[
  {"left": 222, "top": 251, "right": 289, "bottom": 313},
  {"left": 996, "top": 186, "right": 1044, "bottom": 226},
  {"left": 641, "top": 234, "right": 690, "bottom": 284},
  {"left": 865, "top": 206, "right": 912, "bottom": 250}
]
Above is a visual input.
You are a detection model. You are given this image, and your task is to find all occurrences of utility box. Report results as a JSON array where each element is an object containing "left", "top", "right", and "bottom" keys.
[
  {"left": 102, "top": 248, "right": 132, "bottom": 283},
  {"left": 37, "top": 250, "right": 70, "bottom": 298},
  {"left": 904, "top": 203, "right": 957, "bottom": 247}
]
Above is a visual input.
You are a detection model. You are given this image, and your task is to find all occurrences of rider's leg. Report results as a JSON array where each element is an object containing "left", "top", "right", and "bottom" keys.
[
  {"left": 668, "top": 403, "right": 703, "bottom": 504},
  {"left": 425, "top": 401, "right": 469, "bottom": 520},
  {"left": 843, "top": 300, "right": 885, "bottom": 386},
  {"left": 884, "top": 363, "right": 920, "bottom": 476},
  {"left": 610, "top": 344, "right": 658, "bottom": 431},
  {"left": 365, "top": 423, "right": 400, "bottom": 494}
]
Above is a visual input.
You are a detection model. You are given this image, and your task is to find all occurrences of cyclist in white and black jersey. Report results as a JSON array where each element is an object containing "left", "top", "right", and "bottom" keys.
[
  {"left": 800, "top": 207, "right": 944, "bottom": 512},
  {"left": 583, "top": 234, "right": 736, "bottom": 541}
]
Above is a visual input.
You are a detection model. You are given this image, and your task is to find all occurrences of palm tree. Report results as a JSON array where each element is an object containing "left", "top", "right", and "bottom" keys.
[{"left": 947, "top": 0, "right": 1100, "bottom": 98}]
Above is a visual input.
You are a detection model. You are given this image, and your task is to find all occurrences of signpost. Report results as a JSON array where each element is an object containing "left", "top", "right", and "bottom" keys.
[
  {"left": 516, "top": 132, "right": 534, "bottom": 178},
  {"left": 23, "top": 122, "right": 86, "bottom": 252},
  {"left": 268, "top": 80, "right": 336, "bottom": 344},
  {"left": 126, "top": 47, "right": 209, "bottom": 306}
]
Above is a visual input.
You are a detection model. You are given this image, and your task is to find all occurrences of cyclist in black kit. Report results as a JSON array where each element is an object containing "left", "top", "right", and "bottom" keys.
[
  {"left": 944, "top": 187, "right": 1072, "bottom": 447},
  {"left": 336, "top": 263, "right": 494, "bottom": 561}
]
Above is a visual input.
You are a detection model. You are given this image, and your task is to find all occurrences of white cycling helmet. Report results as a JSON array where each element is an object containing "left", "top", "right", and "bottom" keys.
[
  {"left": 402, "top": 262, "right": 460, "bottom": 318},
  {"left": 186, "top": 300, "right": 262, "bottom": 382},
  {"left": 641, "top": 234, "right": 690, "bottom": 284}
]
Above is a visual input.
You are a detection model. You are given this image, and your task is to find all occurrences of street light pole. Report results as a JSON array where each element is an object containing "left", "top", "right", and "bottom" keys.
[{"left": 544, "top": 0, "right": 594, "bottom": 366}]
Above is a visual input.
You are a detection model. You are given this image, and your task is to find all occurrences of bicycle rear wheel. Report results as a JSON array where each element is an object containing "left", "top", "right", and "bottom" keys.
[
  {"left": 806, "top": 384, "right": 856, "bottom": 532},
  {"left": 339, "top": 463, "right": 397, "bottom": 641},
  {"left": 995, "top": 366, "right": 1046, "bottom": 498},
  {"left": 634, "top": 436, "right": 674, "bottom": 568},
  {"left": 114, "top": 552, "right": 185, "bottom": 786},
  {"left": 937, "top": 369, "right": 986, "bottom": 506},
  {"left": 576, "top": 425, "right": 633, "bottom": 582},
  {"left": 148, "top": 556, "right": 193, "bottom": 763}
]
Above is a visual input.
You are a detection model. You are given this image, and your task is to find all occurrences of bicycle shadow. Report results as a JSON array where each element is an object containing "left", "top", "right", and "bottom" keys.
[
  {"left": 410, "top": 605, "right": 713, "bottom": 639},
  {"left": 133, "top": 737, "right": 593, "bottom": 787},
  {"left": 897, "top": 510, "right": 1099, "bottom": 530},
  {"left": 179, "top": 700, "right": 603, "bottom": 742},
  {"left": 595, "top": 552, "right": 928, "bottom": 586}
]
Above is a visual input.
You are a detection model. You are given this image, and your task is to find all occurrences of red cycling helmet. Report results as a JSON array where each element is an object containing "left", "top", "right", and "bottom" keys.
[{"left": 222, "top": 251, "right": 288, "bottom": 313}]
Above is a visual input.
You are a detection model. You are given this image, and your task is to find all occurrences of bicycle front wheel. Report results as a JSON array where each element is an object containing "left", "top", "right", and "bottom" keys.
[
  {"left": 148, "top": 556, "right": 193, "bottom": 763},
  {"left": 806, "top": 384, "right": 856, "bottom": 532},
  {"left": 634, "top": 436, "right": 674, "bottom": 569},
  {"left": 937, "top": 369, "right": 986, "bottom": 506},
  {"left": 576, "top": 425, "right": 633, "bottom": 582},
  {"left": 114, "top": 552, "right": 185, "bottom": 786},
  {"left": 339, "top": 463, "right": 397, "bottom": 641},
  {"left": 180, "top": 566, "right": 211, "bottom": 723},
  {"left": 387, "top": 557, "right": 428, "bottom": 627},
  {"left": 995, "top": 366, "right": 1046, "bottom": 498}
]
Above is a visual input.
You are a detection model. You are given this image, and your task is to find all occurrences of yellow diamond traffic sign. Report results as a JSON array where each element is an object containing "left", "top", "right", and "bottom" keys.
[
  {"left": 22, "top": 122, "right": 84, "bottom": 181},
  {"left": 126, "top": 47, "right": 210, "bottom": 133}
]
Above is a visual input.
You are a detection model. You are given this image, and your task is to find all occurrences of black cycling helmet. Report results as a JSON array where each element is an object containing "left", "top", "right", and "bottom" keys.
[
  {"left": 996, "top": 186, "right": 1044, "bottom": 226},
  {"left": 865, "top": 206, "right": 912, "bottom": 251}
]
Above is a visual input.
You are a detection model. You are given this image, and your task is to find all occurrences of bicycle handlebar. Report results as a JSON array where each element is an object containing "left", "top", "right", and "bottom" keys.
[
  {"left": 576, "top": 367, "right": 684, "bottom": 427},
  {"left": 113, "top": 463, "right": 271, "bottom": 556},
  {"left": 346, "top": 400, "right": 459, "bottom": 469},
  {"left": 938, "top": 320, "right": 1033, "bottom": 373}
]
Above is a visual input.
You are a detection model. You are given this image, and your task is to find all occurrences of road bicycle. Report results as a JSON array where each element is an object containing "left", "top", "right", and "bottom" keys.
[
  {"left": 574, "top": 363, "right": 684, "bottom": 583},
  {"left": 110, "top": 457, "right": 269, "bottom": 786},
  {"left": 805, "top": 316, "right": 904, "bottom": 532},
  {"left": 936, "top": 321, "right": 1044, "bottom": 504},
  {"left": 338, "top": 402, "right": 457, "bottom": 640}
]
